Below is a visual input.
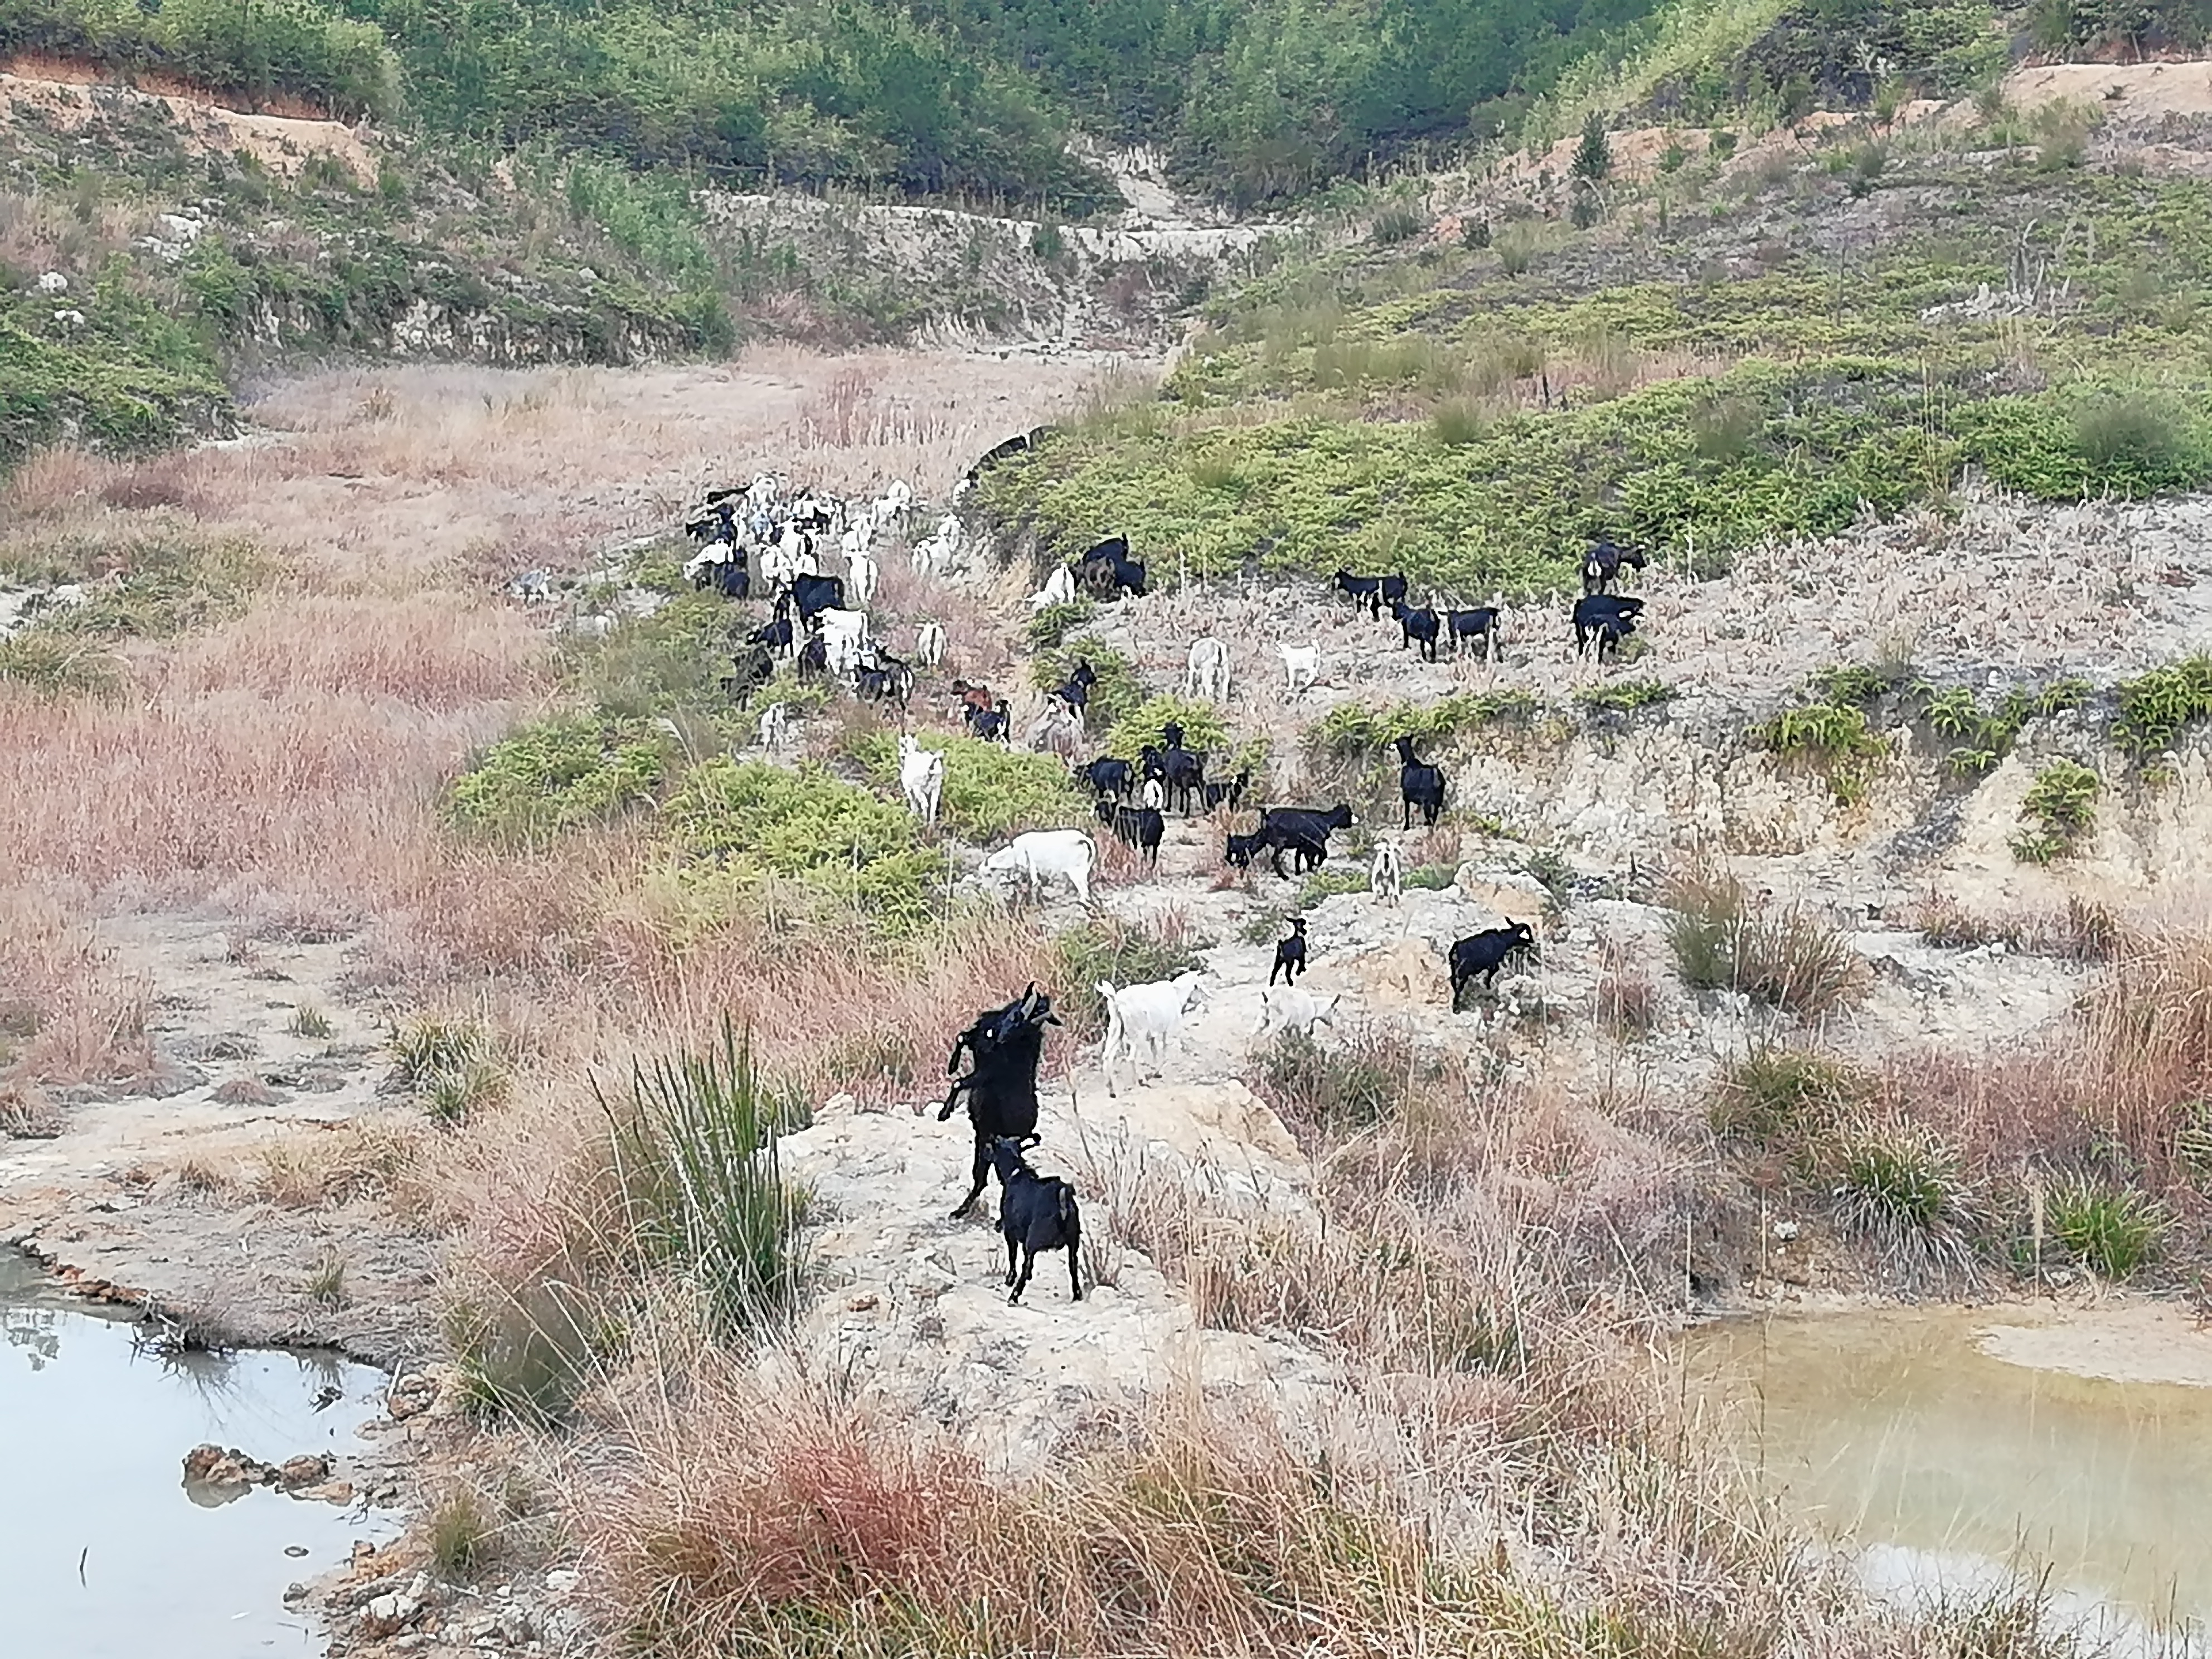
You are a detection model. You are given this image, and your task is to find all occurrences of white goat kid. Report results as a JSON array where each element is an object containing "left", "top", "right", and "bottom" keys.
[
  {"left": 1369, "top": 838, "right": 1404, "bottom": 904},
  {"left": 898, "top": 735, "right": 947, "bottom": 827},
  {"left": 1279, "top": 644, "right": 1319, "bottom": 698},
  {"left": 1096, "top": 971, "right": 1206, "bottom": 1096},
  {"left": 846, "top": 546, "right": 878, "bottom": 608},
  {"left": 914, "top": 619, "right": 947, "bottom": 670},
  {"left": 1028, "top": 566, "right": 1078, "bottom": 611},
  {"left": 1254, "top": 986, "right": 1341, "bottom": 1039},
  {"left": 979, "top": 830, "right": 1096, "bottom": 906},
  {"left": 757, "top": 701, "right": 793, "bottom": 749},
  {"left": 1183, "top": 637, "right": 1230, "bottom": 703}
]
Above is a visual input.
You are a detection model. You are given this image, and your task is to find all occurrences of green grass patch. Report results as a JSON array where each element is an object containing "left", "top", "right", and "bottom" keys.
[
  {"left": 1248, "top": 1026, "right": 1403, "bottom": 1136},
  {"left": 1710, "top": 1049, "right": 1864, "bottom": 1147},
  {"left": 1831, "top": 1126, "right": 1975, "bottom": 1272},
  {"left": 1665, "top": 867, "right": 1860, "bottom": 1017},
  {"left": 1309, "top": 690, "right": 1537, "bottom": 761},
  {"left": 0, "top": 632, "right": 123, "bottom": 697},
  {"left": 1574, "top": 677, "right": 1674, "bottom": 714},
  {"left": 1026, "top": 599, "right": 1097, "bottom": 651},
  {"left": 1757, "top": 698, "right": 1885, "bottom": 806},
  {"left": 2046, "top": 1182, "right": 2165, "bottom": 1280},
  {"left": 1921, "top": 677, "right": 2091, "bottom": 775}
]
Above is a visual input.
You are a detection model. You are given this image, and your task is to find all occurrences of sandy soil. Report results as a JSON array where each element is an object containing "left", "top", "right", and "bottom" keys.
[
  {"left": 0, "top": 62, "right": 377, "bottom": 183},
  {"left": 1976, "top": 1299, "right": 2212, "bottom": 1387}
]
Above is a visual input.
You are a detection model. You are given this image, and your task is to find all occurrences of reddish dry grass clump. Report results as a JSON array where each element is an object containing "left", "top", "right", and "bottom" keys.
[{"left": 0, "top": 887, "right": 149, "bottom": 1083}]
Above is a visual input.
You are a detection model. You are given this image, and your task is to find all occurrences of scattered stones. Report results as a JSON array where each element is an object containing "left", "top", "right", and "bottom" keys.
[
  {"left": 181, "top": 1444, "right": 334, "bottom": 1492},
  {"left": 386, "top": 1370, "right": 438, "bottom": 1419}
]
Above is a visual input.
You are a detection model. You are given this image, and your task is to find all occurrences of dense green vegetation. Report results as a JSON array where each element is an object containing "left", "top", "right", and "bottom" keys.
[{"left": 981, "top": 147, "right": 2212, "bottom": 594}]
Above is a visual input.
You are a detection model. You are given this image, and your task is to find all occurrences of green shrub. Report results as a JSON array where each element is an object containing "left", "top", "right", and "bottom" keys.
[
  {"left": 1570, "top": 111, "right": 1612, "bottom": 186},
  {"left": 390, "top": 1015, "right": 506, "bottom": 1126},
  {"left": 1922, "top": 678, "right": 2090, "bottom": 775},
  {"left": 2115, "top": 656, "right": 2212, "bottom": 759},
  {"left": 1027, "top": 599, "right": 1097, "bottom": 651},
  {"left": 603, "top": 1017, "right": 805, "bottom": 1338},
  {"left": 1665, "top": 868, "right": 1860, "bottom": 1017},
  {"left": 2046, "top": 1182, "right": 2165, "bottom": 1279},
  {"left": 1103, "top": 694, "right": 1231, "bottom": 764},
  {"left": 1711, "top": 1049, "right": 1863, "bottom": 1146},
  {"left": 428, "top": 1486, "right": 494, "bottom": 1580},
  {"left": 1035, "top": 644, "right": 1146, "bottom": 736},
  {"left": 1297, "top": 869, "right": 1371, "bottom": 908},
  {"left": 447, "top": 1276, "right": 609, "bottom": 1428},
  {"left": 2011, "top": 759, "right": 2100, "bottom": 864},
  {"left": 847, "top": 731, "right": 1081, "bottom": 840},
  {"left": 1052, "top": 920, "right": 1204, "bottom": 1041},
  {"left": 1431, "top": 401, "right": 1489, "bottom": 448},
  {"left": 445, "top": 715, "right": 668, "bottom": 847},
  {"left": 1575, "top": 677, "right": 1673, "bottom": 714},
  {"left": 661, "top": 759, "right": 943, "bottom": 932}
]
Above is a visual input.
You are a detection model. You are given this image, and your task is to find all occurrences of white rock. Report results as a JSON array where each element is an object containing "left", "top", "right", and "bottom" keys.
[{"left": 36, "top": 271, "right": 67, "bottom": 294}]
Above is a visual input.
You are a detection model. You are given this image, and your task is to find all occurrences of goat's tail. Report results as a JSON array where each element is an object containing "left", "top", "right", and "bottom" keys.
[{"left": 1056, "top": 1182, "right": 1081, "bottom": 1242}]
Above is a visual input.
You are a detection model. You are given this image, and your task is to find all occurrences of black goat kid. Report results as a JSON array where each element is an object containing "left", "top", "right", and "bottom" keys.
[
  {"left": 1270, "top": 917, "right": 1307, "bottom": 986},
  {"left": 1394, "top": 736, "right": 1445, "bottom": 830},
  {"left": 988, "top": 1138, "right": 1083, "bottom": 1304},
  {"left": 939, "top": 984, "right": 1058, "bottom": 1217}
]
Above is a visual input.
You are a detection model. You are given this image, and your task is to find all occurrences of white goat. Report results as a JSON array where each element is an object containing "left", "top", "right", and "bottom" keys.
[
  {"left": 910, "top": 535, "right": 947, "bottom": 578},
  {"left": 1254, "top": 986, "right": 1341, "bottom": 1039},
  {"left": 1183, "top": 637, "right": 1230, "bottom": 703},
  {"left": 1279, "top": 644, "right": 1318, "bottom": 697},
  {"left": 757, "top": 701, "right": 793, "bottom": 749},
  {"left": 935, "top": 513, "right": 964, "bottom": 551},
  {"left": 914, "top": 619, "right": 947, "bottom": 669},
  {"left": 846, "top": 546, "right": 878, "bottom": 608},
  {"left": 979, "top": 830, "right": 1095, "bottom": 906},
  {"left": 816, "top": 607, "right": 871, "bottom": 676},
  {"left": 1140, "top": 777, "right": 1165, "bottom": 812},
  {"left": 1029, "top": 566, "right": 1078, "bottom": 611},
  {"left": 898, "top": 734, "right": 946, "bottom": 827},
  {"left": 1096, "top": 971, "right": 1206, "bottom": 1095},
  {"left": 1369, "top": 838, "right": 1404, "bottom": 904}
]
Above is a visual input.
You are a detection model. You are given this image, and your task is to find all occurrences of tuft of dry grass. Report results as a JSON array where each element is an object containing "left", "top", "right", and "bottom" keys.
[
  {"left": 0, "top": 887, "right": 151, "bottom": 1083},
  {"left": 253, "top": 1120, "right": 428, "bottom": 1212},
  {"left": 1665, "top": 864, "right": 1862, "bottom": 1018}
]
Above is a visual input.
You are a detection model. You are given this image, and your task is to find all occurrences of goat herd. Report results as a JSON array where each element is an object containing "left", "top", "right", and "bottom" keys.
[{"left": 654, "top": 475, "right": 1646, "bottom": 1309}]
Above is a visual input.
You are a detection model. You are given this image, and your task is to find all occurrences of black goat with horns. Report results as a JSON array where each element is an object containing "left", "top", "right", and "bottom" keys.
[{"left": 938, "top": 983, "right": 1059, "bottom": 1218}]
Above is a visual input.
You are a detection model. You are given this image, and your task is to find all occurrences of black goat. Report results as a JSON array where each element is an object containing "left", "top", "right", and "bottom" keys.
[
  {"left": 1378, "top": 574, "right": 1409, "bottom": 612},
  {"left": 719, "top": 643, "right": 774, "bottom": 701},
  {"left": 939, "top": 984, "right": 1059, "bottom": 1218},
  {"left": 795, "top": 634, "right": 829, "bottom": 678},
  {"left": 1445, "top": 605, "right": 1498, "bottom": 659},
  {"left": 856, "top": 653, "right": 914, "bottom": 707},
  {"left": 1448, "top": 924, "right": 1537, "bottom": 1008},
  {"left": 1051, "top": 657, "right": 1098, "bottom": 715},
  {"left": 1079, "top": 755, "right": 1133, "bottom": 800},
  {"left": 1199, "top": 767, "right": 1252, "bottom": 812},
  {"left": 1333, "top": 569, "right": 1384, "bottom": 618},
  {"left": 1224, "top": 828, "right": 1267, "bottom": 869},
  {"left": 749, "top": 614, "right": 794, "bottom": 656},
  {"left": 790, "top": 572, "right": 846, "bottom": 622},
  {"left": 1394, "top": 736, "right": 1445, "bottom": 831},
  {"left": 1581, "top": 540, "right": 1648, "bottom": 596},
  {"left": 1572, "top": 594, "right": 1645, "bottom": 659},
  {"left": 1256, "top": 804, "right": 1352, "bottom": 876},
  {"left": 1390, "top": 599, "right": 1442, "bottom": 663},
  {"left": 1095, "top": 797, "right": 1163, "bottom": 867},
  {"left": 1073, "top": 536, "right": 1146, "bottom": 598},
  {"left": 1270, "top": 916, "right": 1307, "bottom": 986},
  {"left": 965, "top": 698, "right": 1012, "bottom": 743},
  {"left": 988, "top": 1138, "right": 1083, "bottom": 1304}
]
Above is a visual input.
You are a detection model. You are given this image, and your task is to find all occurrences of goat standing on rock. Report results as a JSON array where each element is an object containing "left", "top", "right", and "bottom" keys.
[
  {"left": 940, "top": 985, "right": 1059, "bottom": 1217},
  {"left": 989, "top": 1138, "right": 1083, "bottom": 1304}
]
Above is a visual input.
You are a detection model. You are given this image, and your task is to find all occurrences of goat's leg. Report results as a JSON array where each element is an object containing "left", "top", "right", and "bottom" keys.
[
  {"left": 1005, "top": 1233, "right": 1020, "bottom": 1286},
  {"left": 951, "top": 1138, "right": 991, "bottom": 1219},
  {"left": 1066, "top": 1238, "right": 1083, "bottom": 1301},
  {"left": 1010, "top": 1246, "right": 1035, "bottom": 1303}
]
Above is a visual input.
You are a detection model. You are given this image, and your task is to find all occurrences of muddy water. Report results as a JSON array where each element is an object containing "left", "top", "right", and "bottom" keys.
[
  {"left": 0, "top": 1254, "right": 401, "bottom": 1656},
  {"left": 1686, "top": 1307, "right": 2212, "bottom": 1643}
]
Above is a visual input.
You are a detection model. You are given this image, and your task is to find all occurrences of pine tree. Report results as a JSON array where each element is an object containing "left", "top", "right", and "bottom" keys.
[{"left": 1570, "top": 110, "right": 1612, "bottom": 186}]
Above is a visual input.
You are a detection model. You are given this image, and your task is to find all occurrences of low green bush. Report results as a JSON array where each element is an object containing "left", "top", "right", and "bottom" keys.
[
  {"left": 1665, "top": 867, "right": 1860, "bottom": 1017},
  {"left": 2011, "top": 759, "right": 2100, "bottom": 864},
  {"left": 2114, "top": 655, "right": 2212, "bottom": 760},
  {"left": 1249, "top": 1026, "right": 1404, "bottom": 1136},
  {"left": 1830, "top": 1126, "right": 1975, "bottom": 1270},
  {"left": 1026, "top": 599, "right": 1097, "bottom": 651},
  {"left": 847, "top": 731, "right": 1082, "bottom": 841},
  {"left": 1309, "top": 691, "right": 1536, "bottom": 761},
  {"left": 1758, "top": 700, "right": 1884, "bottom": 805},
  {"left": 1035, "top": 644, "right": 1146, "bottom": 736},
  {"left": 1103, "top": 694, "right": 1232, "bottom": 764},
  {"left": 1575, "top": 677, "right": 1673, "bottom": 714},
  {"left": 661, "top": 759, "right": 944, "bottom": 932},
  {"left": 445, "top": 715, "right": 668, "bottom": 847}
]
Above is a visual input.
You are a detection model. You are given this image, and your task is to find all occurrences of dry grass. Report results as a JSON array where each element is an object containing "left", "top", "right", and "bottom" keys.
[
  {"left": 0, "top": 887, "right": 149, "bottom": 1082},
  {"left": 252, "top": 1119, "right": 430, "bottom": 1213}
]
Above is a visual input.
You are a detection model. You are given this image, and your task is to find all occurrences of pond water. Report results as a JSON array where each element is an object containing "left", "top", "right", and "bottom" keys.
[
  {"left": 0, "top": 1252, "right": 403, "bottom": 1657},
  {"left": 1685, "top": 1306, "right": 2212, "bottom": 1650}
]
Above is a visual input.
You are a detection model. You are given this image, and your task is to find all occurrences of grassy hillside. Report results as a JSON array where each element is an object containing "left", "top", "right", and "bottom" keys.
[{"left": 981, "top": 84, "right": 2212, "bottom": 594}]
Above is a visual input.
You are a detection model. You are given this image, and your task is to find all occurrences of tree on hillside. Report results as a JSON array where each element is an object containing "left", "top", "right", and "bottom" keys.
[{"left": 1570, "top": 110, "right": 1611, "bottom": 186}]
